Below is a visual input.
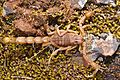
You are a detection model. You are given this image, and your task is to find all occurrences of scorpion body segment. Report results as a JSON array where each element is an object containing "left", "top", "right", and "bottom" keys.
[
  {"left": 50, "top": 32, "right": 83, "bottom": 47},
  {"left": 3, "top": 37, "right": 44, "bottom": 44}
]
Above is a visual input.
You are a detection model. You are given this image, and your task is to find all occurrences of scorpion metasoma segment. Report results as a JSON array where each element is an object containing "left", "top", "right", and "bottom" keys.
[{"left": 1, "top": 10, "right": 104, "bottom": 77}]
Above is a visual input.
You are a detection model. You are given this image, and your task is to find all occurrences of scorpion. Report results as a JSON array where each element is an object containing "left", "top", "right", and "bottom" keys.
[{"left": 1, "top": 9, "right": 104, "bottom": 77}]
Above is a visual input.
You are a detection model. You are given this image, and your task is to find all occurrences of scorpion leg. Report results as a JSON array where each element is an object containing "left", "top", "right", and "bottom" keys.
[
  {"left": 47, "top": 31, "right": 55, "bottom": 36},
  {"left": 78, "top": 23, "right": 86, "bottom": 36},
  {"left": 48, "top": 46, "right": 72, "bottom": 64},
  {"left": 56, "top": 24, "right": 78, "bottom": 36},
  {"left": 42, "top": 42, "right": 51, "bottom": 47},
  {"left": 78, "top": 24, "right": 91, "bottom": 36},
  {"left": 82, "top": 24, "right": 92, "bottom": 29},
  {"left": 56, "top": 25, "right": 70, "bottom": 36},
  {"left": 65, "top": 46, "right": 77, "bottom": 54}
]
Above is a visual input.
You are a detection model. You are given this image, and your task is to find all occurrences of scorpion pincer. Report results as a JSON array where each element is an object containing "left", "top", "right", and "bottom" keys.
[{"left": 1, "top": 9, "right": 104, "bottom": 77}]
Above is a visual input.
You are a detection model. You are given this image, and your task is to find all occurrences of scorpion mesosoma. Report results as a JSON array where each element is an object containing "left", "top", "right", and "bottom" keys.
[{"left": 1, "top": 9, "right": 104, "bottom": 77}]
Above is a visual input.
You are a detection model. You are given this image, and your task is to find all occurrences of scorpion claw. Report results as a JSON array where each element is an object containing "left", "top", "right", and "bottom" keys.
[
  {"left": 88, "top": 66, "right": 107, "bottom": 78},
  {"left": 82, "top": 53, "right": 107, "bottom": 77},
  {"left": 84, "top": 67, "right": 102, "bottom": 78},
  {"left": 87, "top": 64, "right": 107, "bottom": 78}
]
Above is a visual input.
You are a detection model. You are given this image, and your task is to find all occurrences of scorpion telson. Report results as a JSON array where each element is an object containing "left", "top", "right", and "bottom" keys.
[{"left": 1, "top": 10, "right": 104, "bottom": 77}]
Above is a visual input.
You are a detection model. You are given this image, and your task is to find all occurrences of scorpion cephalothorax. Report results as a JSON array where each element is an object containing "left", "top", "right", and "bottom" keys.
[{"left": 1, "top": 10, "right": 104, "bottom": 77}]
